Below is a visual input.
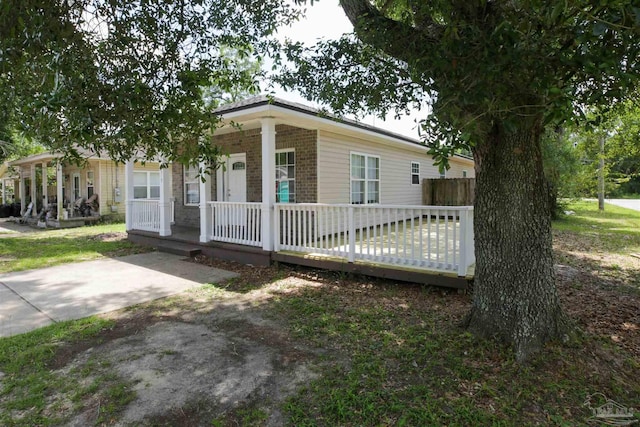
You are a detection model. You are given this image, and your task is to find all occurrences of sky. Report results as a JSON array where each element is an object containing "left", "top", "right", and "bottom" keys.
[{"left": 270, "top": 1, "right": 427, "bottom": 140}]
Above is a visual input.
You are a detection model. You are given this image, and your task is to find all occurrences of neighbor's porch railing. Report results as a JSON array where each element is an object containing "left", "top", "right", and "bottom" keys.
[
  {"left": 208, "top": 201, "right": 262, "bottom": 247},
  {"left": 274, "top": 203, "right": 475, "bottom": 276},
  {"left": 129, "top": 199, "right": 175, "bottom": 232}
]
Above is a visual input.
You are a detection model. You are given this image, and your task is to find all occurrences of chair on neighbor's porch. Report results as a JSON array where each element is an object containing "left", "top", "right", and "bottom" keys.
[{"left": 18, "top": 202, "right": 33, "bottom": 224}]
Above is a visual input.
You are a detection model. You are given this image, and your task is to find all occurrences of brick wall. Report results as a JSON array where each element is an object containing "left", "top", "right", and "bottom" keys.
[
  {"left": 274, "top": 125, "right": 317, "bottom": 203},
  {"left": 211, "top": 124, "right": 318, "bottom": 203},
  {"left": 212, "top": 127, "right": 262, "bottom": 202},
  {"left": 171, "top": 163, "right": 217, "bottom": 228},
  {"left": 171, "top": 124, "right": 318, "bottom": 228}
]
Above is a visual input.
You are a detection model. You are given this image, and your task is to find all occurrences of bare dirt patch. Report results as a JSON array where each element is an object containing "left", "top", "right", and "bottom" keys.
[
  {"left": 48, "top": 268, "right": 322, "bottom": 426},
  {"left": 88, "top": 232, "right": 128, "bottom": 242}
]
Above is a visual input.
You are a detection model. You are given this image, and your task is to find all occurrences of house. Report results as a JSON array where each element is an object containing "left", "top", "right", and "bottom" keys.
[
  {"left": 126, "top": 96, "right": 476, "bottom": 287},
  {"left": 9, "top": 150, "right": 161, "bottom": 227}
]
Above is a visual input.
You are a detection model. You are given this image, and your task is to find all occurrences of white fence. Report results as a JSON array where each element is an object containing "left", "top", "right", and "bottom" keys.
[
  {"left": 130, "top": 200, "right": 161, "bottom": 232},
  {"left": 129, "top": 199, "right": 175, "bottom": 232},
  {"left": 275, "top": 203, "right": 474, "bottom": 276},
  {"left": 208, "top": 201, "right": 262, "bottom": 247},
  {"left": 129, "top": 200, "right": 475, "bottom": 276}
]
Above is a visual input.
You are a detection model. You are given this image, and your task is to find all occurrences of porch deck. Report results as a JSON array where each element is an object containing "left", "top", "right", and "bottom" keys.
[
  {"left": 19, "top": 215, "right": 101, "bottom": 229},
  {"left": 127, "top": 224, "right": 473, "bottom": 289}
]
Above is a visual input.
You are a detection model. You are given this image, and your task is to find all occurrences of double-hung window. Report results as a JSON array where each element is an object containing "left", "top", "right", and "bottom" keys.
[
  {"left": 276, "top": 149, "right": 295, "bottom": 203},
  {"left": 184, "top": 165, "right": 200, "bottom": 206},
  {"left": 133, "top": 171, "right": 160, "bottom": 199},
  {"left": 86, "top": 171, "right": 95, "bottom": 197},
  {"left": 411, "top": 162, "right": 420, "bottom": 185},
  {"left": 350, "top": 152, "right": 380, "bottom": 204}
]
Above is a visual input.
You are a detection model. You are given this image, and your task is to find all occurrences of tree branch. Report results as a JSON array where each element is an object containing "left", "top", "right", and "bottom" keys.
[{"left": 338, "top": 0, "right": 443, "bottom": 65}]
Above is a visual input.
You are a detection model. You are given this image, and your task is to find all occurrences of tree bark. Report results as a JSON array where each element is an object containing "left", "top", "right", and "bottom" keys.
[{"left": 466, "top": 119, "right": 568, "bottom": 362}]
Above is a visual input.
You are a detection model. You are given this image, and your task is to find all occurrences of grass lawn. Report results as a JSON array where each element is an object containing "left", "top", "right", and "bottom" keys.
[
  {"left": 0, "top": 223, "right": 149, "bottom": 274},
  {"left": 0, "top": 202, "right": 638, "bottom": 426}
]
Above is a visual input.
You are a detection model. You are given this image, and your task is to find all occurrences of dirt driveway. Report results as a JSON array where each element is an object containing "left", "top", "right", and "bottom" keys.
[{"left": 17, "top": 262, "right": 325, "bottom": 426}]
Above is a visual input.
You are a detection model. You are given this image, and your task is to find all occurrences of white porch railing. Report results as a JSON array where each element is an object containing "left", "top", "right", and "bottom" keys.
[
  {"left": 130, "top": 200, "right": 161, "bottom": 232},
  {"left": 208, "top": 201, "right": 262, "bottom": 247},
  {"left": 274, "top": 203, "right": 475, "bottom": 276}
]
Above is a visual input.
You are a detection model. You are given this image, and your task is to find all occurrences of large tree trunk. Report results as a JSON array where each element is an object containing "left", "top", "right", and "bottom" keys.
[{"left": 466, "top": 119, "right": 568, "bottom": 362}]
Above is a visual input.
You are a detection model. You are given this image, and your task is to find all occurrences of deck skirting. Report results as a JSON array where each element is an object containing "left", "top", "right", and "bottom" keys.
[{"left": 127, "top": 229, "right": 471, "bottom": 289}]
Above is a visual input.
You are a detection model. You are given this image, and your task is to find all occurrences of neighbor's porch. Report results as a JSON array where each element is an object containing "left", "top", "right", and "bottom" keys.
[{"left": 12, "top": 157, "right": 103, "bottom": 227}]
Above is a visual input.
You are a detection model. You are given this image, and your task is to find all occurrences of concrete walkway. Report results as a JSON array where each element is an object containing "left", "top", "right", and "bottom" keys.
[
  {"left": 606, "top": 199, "right": 640, "bottom": 212},
  {"left": 0, "top": 217, "right": 44, "bottom": 237},
  {"left": 0, "top": 252, "right": 239, "bottom": 338}
]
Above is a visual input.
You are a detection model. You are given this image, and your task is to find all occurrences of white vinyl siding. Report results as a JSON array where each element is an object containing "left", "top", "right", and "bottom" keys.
[
  {"left": 318, "top": 131, "right": 435, "bottom": 204},
  {"left": 317, "top": 131, "right": 475, "bottom": 205},
  {"left": 448, "top": 159, "right": 475, "bottom": 178}
]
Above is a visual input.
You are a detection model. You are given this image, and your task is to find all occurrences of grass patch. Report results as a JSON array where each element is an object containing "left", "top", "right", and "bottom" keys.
[
  {"left": 0, "top": 317, "right": 123, "bottom": 426},
  {"left": 0, "top": 223, "right": 149, "bottom": 274},
  {"left": 553, "top": 201, "right": 640, "bottom": 252},
  {"left": 553, "top": 200, "right": 640, "bottom": 293},
  {"left": 266, "top": 200, "right": 640, "bottom": 426},
  {"left": 272, "top": 283, "right": 639, "bottom": 426}
]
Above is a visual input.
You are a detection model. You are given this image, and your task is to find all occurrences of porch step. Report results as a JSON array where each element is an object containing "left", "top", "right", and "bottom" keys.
[{"left": 156, "top": 242, "right": 202, "bottom": 258}]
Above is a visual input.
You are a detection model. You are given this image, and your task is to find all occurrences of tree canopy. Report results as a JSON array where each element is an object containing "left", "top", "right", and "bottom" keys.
[
  {"left": 277, "top": 0, "right": 640, "bottom": 361},
  {"left": 0, "top": 0, "right": 298, "bottom": 166},
  {"left": 280, "top": 1, "right": 640, "bottom": 164}
]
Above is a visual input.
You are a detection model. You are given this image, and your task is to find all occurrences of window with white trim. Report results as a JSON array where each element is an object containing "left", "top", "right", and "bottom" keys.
[
  {"left": 184, "top": 165, "right": 200, "bottom": 205},
  {"left": 275, "top": 149, "right": 295, "bottom": 203},
  {"left": 350, "top": 152, "right": 380, "bottom": 204},
  {"left": 86, "top": 171, "right": 95, "bottom": 198},
  {"left": 133, "top": 171, "right": 160, "bottom": 199},
  {"left": 462, "top": 170, "right": 468, "bottom": 178},
  {"left": 72, "top": 173, "right": 81, "bottom": 200},
  {"left": 411, "top": 162, "right": 420, "bottom": 185}
]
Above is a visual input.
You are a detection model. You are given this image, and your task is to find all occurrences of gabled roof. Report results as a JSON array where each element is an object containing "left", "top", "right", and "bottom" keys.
[{"left": 215, "top": 95, "right": 473, "bottom": 162}]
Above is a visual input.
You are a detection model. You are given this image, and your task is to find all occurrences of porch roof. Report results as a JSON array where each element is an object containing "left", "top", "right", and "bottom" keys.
[
  {"left": 215, "top": 95, "right": 474, "bottom": 164},
  {"left": 0, "top": 162, "right": 18, "bottom": 179},
  {"left": 8, "top": 148, "right": 111, "bottom": 167}
]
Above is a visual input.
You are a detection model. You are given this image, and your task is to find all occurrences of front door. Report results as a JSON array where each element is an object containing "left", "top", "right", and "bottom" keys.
[{"left": 226, "top": 153, "right": 247, "bottom": 202}]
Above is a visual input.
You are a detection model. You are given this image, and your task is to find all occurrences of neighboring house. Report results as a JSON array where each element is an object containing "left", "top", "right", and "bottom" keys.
[
  {"left": 9, "top": 151, "right": 161, "bottom": 227},
  {"left": 126, "top": 96, "right": 476, "bottom": 287}
]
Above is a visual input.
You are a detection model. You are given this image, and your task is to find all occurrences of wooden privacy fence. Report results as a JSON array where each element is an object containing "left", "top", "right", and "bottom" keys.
[{"left": 423, "top": 178, "right": 475, "bottom": 206}]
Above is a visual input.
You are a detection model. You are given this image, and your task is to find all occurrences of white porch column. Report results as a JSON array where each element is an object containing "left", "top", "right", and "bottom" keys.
[
  {"left": 199, "top": 161, "right": 212, "bottom": 243},
  {"left": 261, "top": 118, "right": 276, "bottom": 251},
  {"left": 56, "top": 163, "right": 64, "bottom": 220},
  {"left": 124, "top": 159, "right": 134, "bottom": 231},
  {"left": 30, "top": 164, "right": 37, "bottom": 217},
  {"left": 159, "top": 163, "right": 172, "bottom": 237},
  {"left": 42, "top": 162, "right": 48, "bottom": 210},
  {"left": 1, "top": 179, "right": 5, "bottom": 204},
  {"left": 19, "top": 168, "right": 26, "bottom": 215}
]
